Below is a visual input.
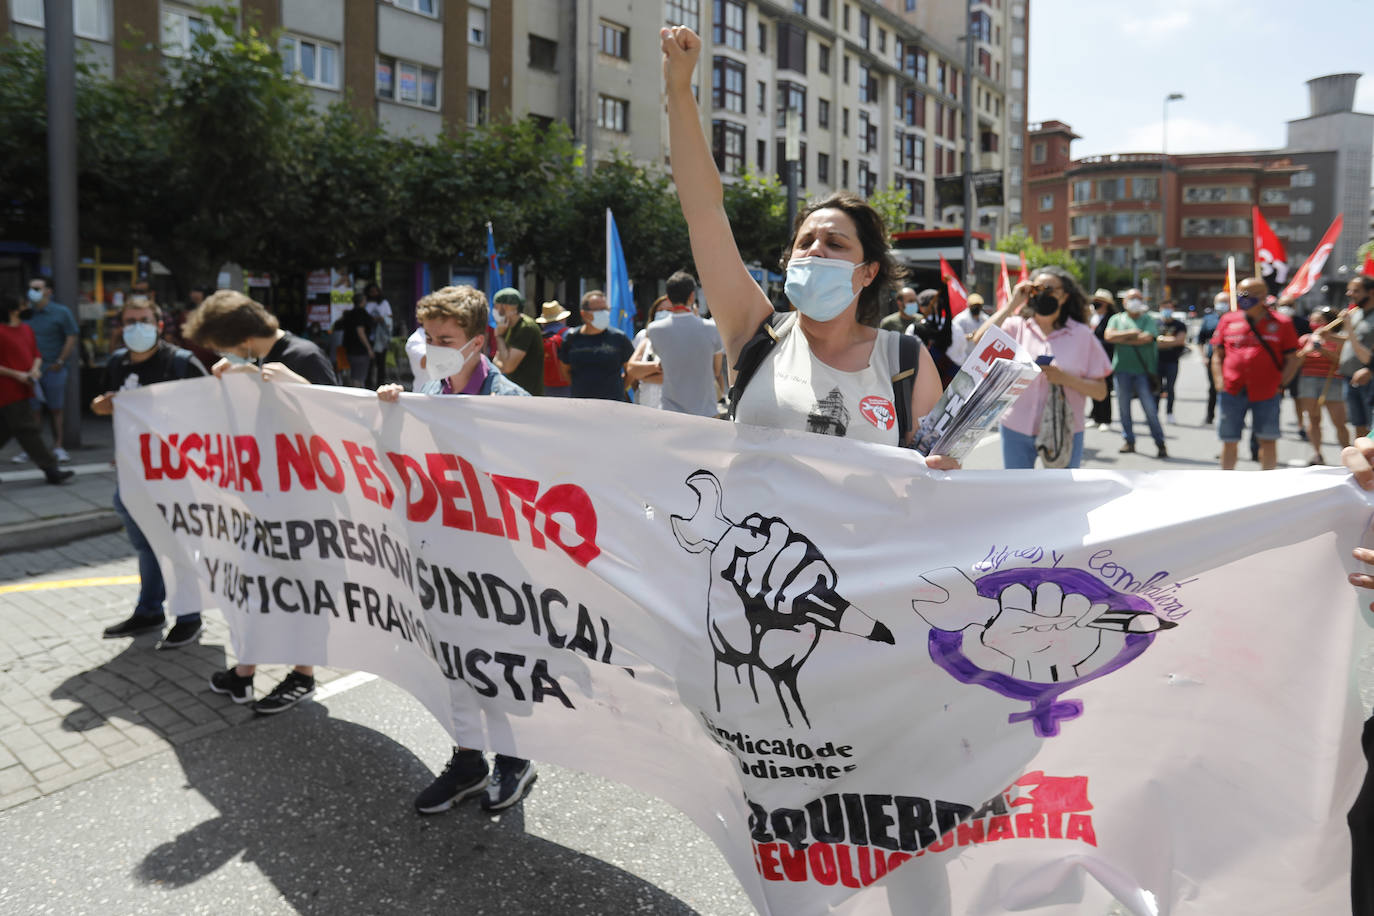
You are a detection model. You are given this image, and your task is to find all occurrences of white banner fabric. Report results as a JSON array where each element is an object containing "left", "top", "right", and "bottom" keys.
[{"left": 114, "top": 376, "right": 1373, "bottom": 916}]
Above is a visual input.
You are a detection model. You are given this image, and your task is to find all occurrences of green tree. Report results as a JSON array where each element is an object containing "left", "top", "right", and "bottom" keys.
[
  {"left": 865, "top": 184, "right": 911, "bottom": 239},
  {"left": 722, "top": 167, "right": 787, "bottom": 269},
  {"left": 994, "top": 228, "right": 1084, "bottom": 283}
]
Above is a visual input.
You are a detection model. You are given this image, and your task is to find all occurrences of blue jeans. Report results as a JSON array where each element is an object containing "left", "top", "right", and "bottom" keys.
[
  {"left": 1158, "top": 359, "right": 1180, "bottom": 414},
  {"left": 1001, "top": 426, "right": 1085, "bottom": 469},
  {"left": 1114, "top": 371, "right": 1166, "bottom": 446},
  {"left": 112, "top": 487, "right": 199, "bottom": 624}
]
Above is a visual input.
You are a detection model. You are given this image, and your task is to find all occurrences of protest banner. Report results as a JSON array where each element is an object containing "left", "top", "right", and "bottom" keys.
[{"left": 114, "top": 376, "right": 1370, "bottom": 915}]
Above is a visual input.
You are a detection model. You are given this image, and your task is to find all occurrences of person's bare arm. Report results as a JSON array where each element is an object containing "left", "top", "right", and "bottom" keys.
[
  {"left": 1042, "top": 364, "right": 1108, "bottom": 401},
  {"left": 1210, "top": 348, "right": 1225, "bottom": 390},
  {"left": 663, "top": 26, "right": 771, "bottom": 361},
  {"left": 497, "top": 347, "right": 527, "bottom": 375},
  {"left": 57, "top": 332, "right": 77, "bottom": 366},
  {"left": 1279, "top": 351, "right": 1303, "bottom": 388},
  {"left": 625, "top": 337, "right": 662, "bottom": 384},
  {"left": 970, "top": 281, "right": 1031, "bottom": 346}
]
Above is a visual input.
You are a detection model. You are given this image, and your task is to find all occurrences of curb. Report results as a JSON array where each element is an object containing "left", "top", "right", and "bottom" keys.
[{"left": 0, "top": 510, "right": 124, "bottom": 555}]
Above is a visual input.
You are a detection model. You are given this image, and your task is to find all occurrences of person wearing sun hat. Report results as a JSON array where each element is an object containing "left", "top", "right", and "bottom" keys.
[{"left": 536, "top": 300, "right": 573, "bottom": 396}]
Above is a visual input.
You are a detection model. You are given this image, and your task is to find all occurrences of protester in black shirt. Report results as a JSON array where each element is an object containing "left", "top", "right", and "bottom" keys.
[
  {"left": 94, "top": 297, "right": 209, "bottom": 650},
  {"left": 559, "top": 290, "right": 635, "bottom": 400},
  {"left": 183, "top": 289, "right": 338, "bottom": 714},
  {"left": 1155, "top": 300, "right": 1189, "bottom": 423},
  {"left": 339, "top": 292, "right": 375, "bottom": 387}
]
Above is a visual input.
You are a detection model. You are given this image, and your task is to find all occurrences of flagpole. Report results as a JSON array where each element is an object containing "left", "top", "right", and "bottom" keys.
[
  {"left": 605, "top": 208, "right": 612, "bottom": 316},
  {"left": 1227, "top": 257, "right": 1238, "bottom": 311}
]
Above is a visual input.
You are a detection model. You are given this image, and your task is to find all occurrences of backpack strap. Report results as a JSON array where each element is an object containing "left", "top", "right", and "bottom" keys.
[
  {"left": 884, "top": 330, "right": 922, "bottom": 447},
  {"left": 170, "top": 347, "right": 195, "bottom": 379},
  {"left": 727, "top": 312, "right": 791, "bottom": 421}
]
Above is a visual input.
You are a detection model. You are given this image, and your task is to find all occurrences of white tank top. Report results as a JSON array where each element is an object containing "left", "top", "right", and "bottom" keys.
[{"left": 735, "top": 313, "right": 902, "bottom": 446}]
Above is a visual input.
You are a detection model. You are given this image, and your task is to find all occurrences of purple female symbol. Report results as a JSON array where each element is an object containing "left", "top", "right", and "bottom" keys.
[{"left": 915, "top": 567, "right": 1173, "bottom": 737}]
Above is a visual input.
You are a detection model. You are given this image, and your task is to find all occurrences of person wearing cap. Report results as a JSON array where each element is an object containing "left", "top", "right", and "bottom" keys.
[
  {"left": 1088, "top": 288, "right": 1119, "bottom": 430},
  {"left": 492, "top": 287, "right": 544, "bottom": 396},
  {"left": 536, "top": 300, "right": 573, "bottom": 396},
  {"left": 946, "top": 291, "right": 985, "bottom": 365}
]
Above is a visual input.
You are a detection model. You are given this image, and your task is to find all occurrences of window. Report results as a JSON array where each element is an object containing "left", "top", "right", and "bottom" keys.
[
  {"left": 906, "top": 0, "right": 917, "bottom": 10},
  {"left": 915, "top": 49, "right": 928, "bottom": 83},
  {"left": 530, "top": 34, "right": 558, "bottom": 71},
  {"left": 665, "top": 0, "right": 701, "bottom": 32},
  {"left": 1071, "top": 179, "right": 1092, "bottom": 202},
  {"left": 1130, "top": 177, "right": 1158, "bottom": 200},
  {"left": 713, "top": 0, "right": 745, "bottom": 51},
  {"left": 1038, "top": 193, "right": 1053, "bottom": 211},
  {"left": 793, "top": 0, "right": 807, "bottom": 11},
  {"left": 934, "top": 102, "right": 944, "bottom": 139},
  {"left": 713, "top": 120, "right": 746, "bottom": 175},
  {"left": 757, "top": 81, "right": 766, "bottom": 113},
  {"left": 1290, "top": 197, "right": 1314, "bottom": 214},
  {"left": 777, "top": 23, "right": 806, "bottom": 74},
  {"left": 1182, "top": 217, "right": 1251, "bottom": 237},
  {"left": 843, "top": 55, "right": 850, "bottom": 84},
  {"left": 21, "top": 0, "right": 115, "bottom": 40},
  {"left": 902, "top": 90, "right": 924, "bottom": 127},
  {"left": 877, "top": 28, "right": 886, "bottom": 53},
  {"left": 980, "top": 130, "right": 998, "bottom": 153},
  {"left": 161, "top": 4, "right": 211, "bottom": 57},
  {"left": 820, "top": 0, "right": 831, "bottom": 18},
  {"left": 757, "top": 139, "right": 767, "bottom": 169},
  {"left": 392, "top": 0, "right": 436, "bottom": 15},
  {"left": 842, "top": 158, "right": 850, "bottom": 188},
  {"left": 818, "top": 152, "right": 830, "bottom": 184},
  {"left": 936, "top": 60, "right": 946, "bottom": 94},
  {"left": 818, "top": 43, "right": 831, "bottom": 74},
  {"left": 1182, "top": 185, "right": 1251, "bottom": 203},
  {"left": 971, "top": 10, "right": 992, "bottom": 41},
  {"left": 597, "top": 94, "right": 629, "bottom": 132},
  {"left": 907, "top": 178, "right": 925, "bottom": 216},
  {"left": 281, "top": 35, "right": 340, "bottom": 89},
  {"left": 1097, "top": 177, "right": 1125, "bottom": 201},
  {"left": 1092, "top": 213, "right": 1159, "bottom": 236},
  {"left": 842, "top": 107, "right": 850, "bottom": 136},
  {"left": 978, "top": 48, "right": 991, "bottom": 77},
  {"left": 469, "top": 6, "right": 487, "bottom": 46},
  {"left": 467, "top": 89, "right": 488, "bottom": 126},
  {"left": 775, "top": 140, "right": 807, "bottom": 187},
  {"left": 946, "top": 148, "right": 955, "bottom": 174},
  {"left": 1040, "top": 224, "right": 1053, "bottom": 242},
  {"left": 914, "top": 136, "right": 925, "bottom": 172},
  {"left": 858, "top": 65, "right": 874, "bottom": 103},
  {"left": 858, "top": 111, "right": 871, "bottom": 152},
  {"left": 818, "top": 98, "right": 830, "bottom": 129},
  {"left": 757, "top": 22, "right": 767, "bottom": 52},
  {"left": 776, "top": 81, "right": 806, "bottom": 130},
  {"left": 1260, "top": 188, "right": 1290, "bottom": 205},
  {"left": 712, "top": 57, "right": 746, "bottom": 113},
  {"left": 1291, "top": 171, "right": 1316, "bottom": 188},
  {"left": 1030, "top": 142, "right": 1046, "bottom": 163},
  {"left": 859, "top": 11, "right": 870, "bottom": 50},
  {"left": 843, "top": 4, "right": 850, "bottom": 30},
  {"left": 376, "top": 57, "right": 439, "bottom": 108},
  {"left": 598, "top": 21, "right": 628, "bottom": 60}
]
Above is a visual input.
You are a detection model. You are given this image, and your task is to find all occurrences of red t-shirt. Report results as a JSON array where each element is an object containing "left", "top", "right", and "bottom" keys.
[
  {"left": 1214, "top": 309, "right": 1299, "bottom": 400},
  {"left": 0, "top": 323, "right": 39, "bottom": 408},
  {"left": 1297, "top": 332, "right": 1341, "bottom": 378}
]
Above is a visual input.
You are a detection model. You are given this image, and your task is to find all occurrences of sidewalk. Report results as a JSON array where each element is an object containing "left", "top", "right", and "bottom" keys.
[{"left": 0, "top": 413, "right": 121, "bottom": 554}]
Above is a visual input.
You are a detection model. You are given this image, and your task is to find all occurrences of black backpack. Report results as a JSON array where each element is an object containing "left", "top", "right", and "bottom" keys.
[{"left": 727, "top": 313, "right": 923, "bottom": 446}]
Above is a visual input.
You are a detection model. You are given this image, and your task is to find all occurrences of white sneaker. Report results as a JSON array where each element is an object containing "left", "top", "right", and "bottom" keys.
[
  {"left": 1096, "top": 423, "right": 1110, "bottom": 432},
  {"left": 10, "top": 452, "right": 28, "bottom": 463},
  {"left": 1166, "top": 413, "right": 1177, "bottom": 424},
  {"left": 53, "top": 448, "right": 70, "bottom": 463}
]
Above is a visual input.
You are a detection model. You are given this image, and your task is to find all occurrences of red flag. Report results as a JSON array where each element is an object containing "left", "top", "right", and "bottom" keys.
[
  {"left": 996, "top": 254, "right": 1012, "bottom": 312},
  {"left": 1018, "top": 253, "right": 1029, "bottom": 284},
  {"left": 940, "top": 255, "right": 967, "bottom": 315},
  {"left": 1280, "top": 214, "right": 1344, "bottom": 300},
  {"left": 1252, "top": 205, "right": 1288, "bottom": 287},
  {"left": 1363, "top": 252, "right": 1374, "bottom": 277}
]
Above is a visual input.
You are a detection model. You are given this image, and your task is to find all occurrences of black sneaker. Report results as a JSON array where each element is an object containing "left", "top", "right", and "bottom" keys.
[
  {"left": 157, "top": 618, "right": 203, "bottom": 650},
  {"left": 482, "top": 756, "right": 537, "bottom": 812},
  {"left": 102, "top": 613, "right": 163, "bottom": 638},
  {"left": 415, "top": 749, "right": 490, "bottom": 814},
  {"left": 208, "top": 667, "right": 254, "bottom": 704},
  {"left": 252, "top": 671, "right": 315, "bottom": 715},
  {"left": 44, "top": 469, "right": 74, "bottom": 485}
]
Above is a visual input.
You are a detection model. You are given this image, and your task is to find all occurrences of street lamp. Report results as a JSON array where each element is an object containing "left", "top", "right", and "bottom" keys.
[{"left": 1160, "top": 92, "right": 1184, "bottom": 303}]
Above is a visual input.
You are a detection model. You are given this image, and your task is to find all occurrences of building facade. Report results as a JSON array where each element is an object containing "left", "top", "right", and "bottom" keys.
[{"left": 1026, "top": 74, "right": 1369, "bottom": 307}]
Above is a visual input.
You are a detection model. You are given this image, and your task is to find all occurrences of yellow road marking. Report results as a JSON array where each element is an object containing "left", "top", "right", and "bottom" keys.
[{"left": 0, "top": 574, "right": 140, "bottom": 596}]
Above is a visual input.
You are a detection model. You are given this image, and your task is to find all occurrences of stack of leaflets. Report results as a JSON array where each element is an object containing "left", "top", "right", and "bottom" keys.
[{"left": 911, "top": 323, "right": 1039, "bottom": 459}]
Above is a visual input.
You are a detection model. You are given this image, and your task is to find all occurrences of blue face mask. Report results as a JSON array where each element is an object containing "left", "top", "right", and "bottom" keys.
[
  {"left": 220, "top": 351, "right": 255, "bottom": 366},
  {"left": 785, "top": 256, "right": 862, "bottom": 322},
  {"left": 122, "top": 322, "right": 158, "bottom": 353},
  {"left": 1236, "top": 294, "right": 1261, "bottom": 310},
  {"left": 26, "top": 288, "right": 43, "bottom": 304},
  {"left": 902, "top": 301, "right": 920, "bottom": 317}
]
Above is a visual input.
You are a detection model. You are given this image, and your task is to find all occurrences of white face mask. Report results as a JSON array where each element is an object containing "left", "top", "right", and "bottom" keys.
[
  {"left": 655, "top": 309, "right": 673, "bottom": 322},
  {"left": 586, "top": 310, "right": 611, "bottom": 330},
  {"left": 122, "top": 322, "right": 159, "bottom": 354},
  {"left": 425, "top": 337, "right": 483, "bottom": 381},
  {"left": 785, "top": 256, "right": 862, "bottom": 322},
  {"left": 1125, "top": 299, "right": 1147, "bottom": 314}
]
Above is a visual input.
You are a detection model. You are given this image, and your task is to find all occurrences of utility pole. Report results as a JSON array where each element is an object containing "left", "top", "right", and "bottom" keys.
[
  {"left": 1160, "top": 93, "right": 1183, "bottom": 302},
  {"left": 785, "top": 109, "right": 800, "bottom": 235},
  {"left": 45, "top": 0, "right": 80, "bottom": 448},
  {"left": 961, "top": 0, "right": 977, "bottom": 291}
]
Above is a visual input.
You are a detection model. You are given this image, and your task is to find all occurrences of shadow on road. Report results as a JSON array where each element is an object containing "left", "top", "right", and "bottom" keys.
[{"left": 51, "top": 644, "right": 705, "bottom": 915}]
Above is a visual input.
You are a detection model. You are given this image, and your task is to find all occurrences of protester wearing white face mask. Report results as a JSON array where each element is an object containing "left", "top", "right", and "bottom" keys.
[
  {"left": 558, "top": 289, "right": 635, "bottom": 400},
  {"left": 1103, "top": 289, "right": 1168, "bottom": 458},
  {"left": 90, "top": 297, "right": 209, "bottom": 650},
  {"left": 376, "top": 285, "right": 539, "bottom": 817}
]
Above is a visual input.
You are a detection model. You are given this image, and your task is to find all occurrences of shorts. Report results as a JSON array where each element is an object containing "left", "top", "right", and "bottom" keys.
[
  {"left": 1217, "top": 391, "right": 1280, "bottom": 443},
  {"left": 1348, "top": 381, "right": 1374, "bottom": 428},
  {"left": 34, "top": 366, "right": 67, "bottom": 410},
  {"left": 1296, "top": 375, "right": 1348, "bottom": 402}
]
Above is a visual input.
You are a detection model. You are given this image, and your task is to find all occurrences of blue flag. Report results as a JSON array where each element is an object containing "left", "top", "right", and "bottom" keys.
[
  {"left": 485, "top": 222, "right": 504, "bottom": 328},
  {"left": 606, "top": 209, "right": 636, "bottom": 337}
]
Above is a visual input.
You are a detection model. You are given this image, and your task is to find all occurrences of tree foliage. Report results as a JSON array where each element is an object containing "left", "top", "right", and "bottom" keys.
[
  {"left": 865, "top": 184, "right": 910, "bottom": 241},
  {"left": 723, "top": 168, "right": 788, "bottom": 269},
  {"left": 994, "top": 228, "right": 1084, "bottom": 283}
]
